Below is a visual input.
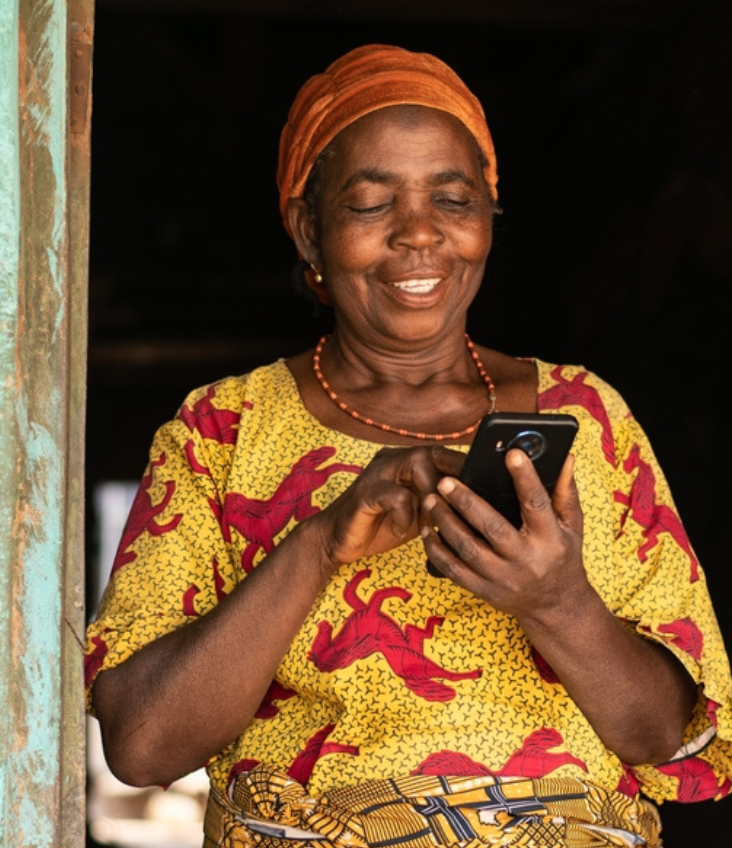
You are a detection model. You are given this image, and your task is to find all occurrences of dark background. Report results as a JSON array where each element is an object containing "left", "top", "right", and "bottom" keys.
[{"left": 86, "top": 1, "right": 731, "bottom": 844}]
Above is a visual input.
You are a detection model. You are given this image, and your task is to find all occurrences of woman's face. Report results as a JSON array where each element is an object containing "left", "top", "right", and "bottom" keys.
[{"left": 289, "top": 105, "right": 495, "bottom": 349}]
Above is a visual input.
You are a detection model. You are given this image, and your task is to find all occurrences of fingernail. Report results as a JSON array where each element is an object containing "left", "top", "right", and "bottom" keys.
[{"left": 438, "top": 477, "right": 456, "bottom": 495}]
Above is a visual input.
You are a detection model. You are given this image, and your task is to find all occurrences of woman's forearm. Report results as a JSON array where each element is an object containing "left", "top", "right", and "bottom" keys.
[
  {"left": 92, "top": 516, "right": 337, "bottom": 787},
  {"left": 92, "top": 446, "right": 437, "bottom": 787},
  {"left": 518, "top": 585, "right": 698, "bottom": 766}
]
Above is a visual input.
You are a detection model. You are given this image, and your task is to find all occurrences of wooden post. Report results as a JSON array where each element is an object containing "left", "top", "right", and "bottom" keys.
[{"left": 0, "top": 1, "right": 93, "bottom": 845}]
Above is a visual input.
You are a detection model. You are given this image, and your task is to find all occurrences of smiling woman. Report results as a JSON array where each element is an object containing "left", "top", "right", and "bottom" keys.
[
  {"left": 84, "top": 44, "right": 732, "bottom": 848},
  {"left": 285, "top": 105, "right": 503, "bottom": 442}
]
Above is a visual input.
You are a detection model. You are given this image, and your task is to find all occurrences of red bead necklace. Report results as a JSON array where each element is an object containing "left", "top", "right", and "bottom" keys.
[{"left": 312, "top": 334, "right": 497, "bottom": 441}]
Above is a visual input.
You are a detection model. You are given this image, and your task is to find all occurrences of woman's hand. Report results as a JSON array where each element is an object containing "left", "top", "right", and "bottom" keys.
[
  {"left": 423, "top": 450, "right": 697, "bottom": 765},
  {"left": 315, "top": 445, "right": 464, "bottom": 568},
  {"left": 93, "top": 443, "right": 465, "bottom": 787},
  {"left": 422, "top": 449, "right": 589, "bottom": 620}
]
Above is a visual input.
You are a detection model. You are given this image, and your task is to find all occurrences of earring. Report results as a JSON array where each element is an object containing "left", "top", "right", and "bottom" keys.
[{"left": 310, "top": 263, "right": 323, "bottom": 285}]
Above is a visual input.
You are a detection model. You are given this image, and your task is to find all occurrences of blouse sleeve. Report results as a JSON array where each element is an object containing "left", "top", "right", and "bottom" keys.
[
  {"left": 83, "top": 379, "right": 247, "bottom": 714},
  {"left": 605, "top": 398, "right": 732, "bottom": 804}
]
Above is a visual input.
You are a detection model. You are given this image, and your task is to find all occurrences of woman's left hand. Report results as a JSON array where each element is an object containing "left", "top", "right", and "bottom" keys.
[
  {"left": 422, "top": 449, "right": 589, "bottom": 621},
  {"left": 423, "top": 449, "right": 698, "bottom": 766}
]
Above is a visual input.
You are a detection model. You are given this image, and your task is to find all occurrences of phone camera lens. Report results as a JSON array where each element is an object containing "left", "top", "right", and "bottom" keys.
[{"left": 507, "top": 430, "right": 546, "bottom": 460}]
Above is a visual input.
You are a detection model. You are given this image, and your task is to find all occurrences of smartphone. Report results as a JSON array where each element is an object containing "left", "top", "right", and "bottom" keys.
[
  {"left": 426, "top": 412, "right": 578, "bottom": 577},
  {"left": 459, "top": 412, "right": 579, "bottom": 527}
]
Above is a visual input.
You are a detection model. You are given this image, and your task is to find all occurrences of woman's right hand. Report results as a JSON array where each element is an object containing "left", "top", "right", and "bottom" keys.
[
  {"left": 92, "top": 443, "right": 464, "bottom": 788},
  {"left": 315, "top": 445, "right": 464, "bottom": 569}
]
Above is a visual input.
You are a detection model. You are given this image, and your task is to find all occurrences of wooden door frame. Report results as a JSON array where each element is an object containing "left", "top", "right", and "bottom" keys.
[{"left": 0, "top": 1, "right": 93, "bottom": 845}]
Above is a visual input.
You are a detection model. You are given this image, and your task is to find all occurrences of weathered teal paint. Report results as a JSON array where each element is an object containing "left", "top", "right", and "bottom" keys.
[
  {"left": 0, "top": 0, "right": 22, "bottom": 841},
  {"left": 0, "top": 0, "right": 91, "bottom": 845}
]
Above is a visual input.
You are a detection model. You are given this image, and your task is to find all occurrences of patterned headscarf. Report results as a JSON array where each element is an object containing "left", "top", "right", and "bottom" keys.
[{"left": 277, "top": 44, "right": 498, "bottom": 237}]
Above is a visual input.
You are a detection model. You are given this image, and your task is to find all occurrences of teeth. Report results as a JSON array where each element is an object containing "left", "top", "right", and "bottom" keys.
[{"left": 390, "top": 278, "right": 441, "bottom": 293}]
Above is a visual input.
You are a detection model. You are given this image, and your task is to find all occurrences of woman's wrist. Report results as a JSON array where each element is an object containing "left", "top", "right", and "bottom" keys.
[{"left": 289, "top": 511, "right": 345, "bottom": 580}]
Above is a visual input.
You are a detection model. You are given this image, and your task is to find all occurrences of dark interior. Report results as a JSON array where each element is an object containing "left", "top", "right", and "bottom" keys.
[{"left": 86, "top": 2, "right": 732, "bottom": 843}]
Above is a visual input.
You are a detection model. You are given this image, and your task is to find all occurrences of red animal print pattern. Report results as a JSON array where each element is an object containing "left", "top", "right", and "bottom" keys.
[
  {"left": 643, "top": 617, "right": 704, "bottom": 661},
  {"left": 111, "top": 453, "right": 182, "bottom": 573},
  {"left": 178, "top": 382, "right": 246, "bottom": 443},
  {"left": 539, "top": 365, "right": 617, "bottom": 465},
  {"left": 412, "top": 728, "right": 588, "bottom": 778},
  {"left": 254, "top": 681, "right": 297, "bottom": 720},
  {"left": 84, "top": 633, "right": 110, "bottom": 689},
  {"left": 84, "top": 361, "right": 732, "bottom": 805},
  {"left": 183, "top": 557, "right": 227, "bottom": 617},
  {"left": 287, "top": 723, "right": 360, "bottom": 785},
  {"left": 531, "top": 646, "right": 560, "bottom": 683},
  {"left": 614, "top": 444, "right": 699, "bottom": 582},
  {"left": 309, "top": 569, "right": 482, "bottom": 702},
  {"left": 616, "top": 765, "right": 642, "bottom": 797},
  {"left": 178, "top": 382, "right": 251, "bottom": 476},
  {"left": 226, "top": 723, "right": 358, "bottom": 788},
  {"left": 656, "top": 756, "right": 732, "bottom": 802},
  {"left": 210, "top": 446, "right": 361, "bottom": 571}
]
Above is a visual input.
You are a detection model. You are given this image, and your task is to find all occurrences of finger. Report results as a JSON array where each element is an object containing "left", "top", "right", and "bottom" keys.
[
  {"left": 360, "top": 481, "right": 420, "bottom": 538},
  {"left": 435, "top": 475, "right": 518, "bottom": 550},
  {"left": 551, "top": 454, "right": 583, "bottom": 533},
  {"left": 385, "top": 486, "right": 422, "bottom": 539},
  {"left": 424, "top": 486, "right": 504, "bottom": 565},
  {"left": 429, "top": 445, "right": 467, "bottom": 479},
  {"left": 371, "top": 445, "right": 466, "bottom": 499},
  {"left": 503, "top": 449, "right": 556, "bottom": 528},
  {"left": 369, "top": 446, "right": 442, "bottom": 498},
  {"left": 396, "top": 446, "right": 443, "bottom": 496},
  {"left": 421, "top": 525, "right": 462, "bottom": 580},
  {"left": 328, "top": 480, "right": 420, "bottom": 564},
  {"left": 421, "top": 521, "right": 501, "bottom": 598}
]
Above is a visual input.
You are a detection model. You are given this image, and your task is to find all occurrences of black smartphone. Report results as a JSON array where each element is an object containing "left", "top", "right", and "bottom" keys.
[
  {"left": 426, "top": 412, "right": 578, "bottom": 577},
  {"left": 459, "top": 412, "right": 579, "bottom": 527}
]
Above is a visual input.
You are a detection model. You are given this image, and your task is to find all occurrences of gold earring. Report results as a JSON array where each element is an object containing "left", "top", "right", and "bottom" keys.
[{"left": 310, "top": 263, "right": 323, "bottom": 285}]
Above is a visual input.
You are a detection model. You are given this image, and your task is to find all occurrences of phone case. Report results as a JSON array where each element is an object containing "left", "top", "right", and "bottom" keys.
[{"left": 459, "top": 412, "right": 579, "bottom": 528}]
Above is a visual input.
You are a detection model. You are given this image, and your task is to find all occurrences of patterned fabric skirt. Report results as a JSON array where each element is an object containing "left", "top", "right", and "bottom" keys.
[{"left": 203, "top": 765, "right": 662, "bottom": 848}]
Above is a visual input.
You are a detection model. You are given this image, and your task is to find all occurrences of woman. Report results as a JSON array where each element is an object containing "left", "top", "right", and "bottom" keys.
[{"left": 85, "top": 45, "right": 732, "bottom": 847}]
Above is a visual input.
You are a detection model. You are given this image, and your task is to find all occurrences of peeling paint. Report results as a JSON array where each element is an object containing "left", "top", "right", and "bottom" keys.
[
  {"left": 0, "top": 0, "right": 22, "bottom": 838},
  {"left": 0, "top": 6, "right": 20, "bottom": 290},
  {"left": 1, "top": 1, "right": 89, "bottom": 846}
]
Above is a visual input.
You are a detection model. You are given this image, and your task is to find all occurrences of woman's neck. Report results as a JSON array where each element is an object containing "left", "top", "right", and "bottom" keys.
[{"left": 323, "top": 328, "right": 478, "bottom": 389}]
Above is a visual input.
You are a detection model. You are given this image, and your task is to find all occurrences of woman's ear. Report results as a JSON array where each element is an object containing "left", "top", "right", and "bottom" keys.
[
  {"left": 287, "top": 198, "right": 332, "bottom": 306},
  {"left": 287, "top": 198, "right": 319, "bottom": 267}
]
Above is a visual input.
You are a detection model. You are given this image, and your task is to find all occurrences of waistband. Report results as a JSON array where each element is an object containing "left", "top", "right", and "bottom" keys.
[{"left": 203, "top": 764, "right": 662, "bottom": 848}]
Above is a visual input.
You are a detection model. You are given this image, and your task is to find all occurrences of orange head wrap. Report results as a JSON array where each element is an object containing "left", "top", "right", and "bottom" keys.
[{"left": 277, "top": 44, "right": 498, "bottom": 238}]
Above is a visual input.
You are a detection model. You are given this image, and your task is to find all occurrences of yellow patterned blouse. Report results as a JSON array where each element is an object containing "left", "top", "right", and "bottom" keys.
[{"left": 85, "top": 359, "right": 732, "bottom": 808}]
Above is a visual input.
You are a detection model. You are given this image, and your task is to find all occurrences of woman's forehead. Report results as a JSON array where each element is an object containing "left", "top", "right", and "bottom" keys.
[{"left": 324, "top": 106, "right": 484, "bottom": 181}]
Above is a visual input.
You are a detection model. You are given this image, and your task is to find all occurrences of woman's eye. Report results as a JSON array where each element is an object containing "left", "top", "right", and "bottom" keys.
[
  {"left": 434, "top": 194, "right": 472, "bottom": 209},
  {"left": 347, "top": 202, "right": 390, "bottom": 214},
  {"left": 343, "top": 189, "right": 393, "bottom": 214}
]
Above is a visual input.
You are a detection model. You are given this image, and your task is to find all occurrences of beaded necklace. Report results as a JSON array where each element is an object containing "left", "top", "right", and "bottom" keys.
[{"left": 312, "top": 333, "right": 497, "bottom": 441}]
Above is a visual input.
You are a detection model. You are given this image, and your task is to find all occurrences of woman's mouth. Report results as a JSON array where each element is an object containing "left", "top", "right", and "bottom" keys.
[{"left": 388, "top": 277, "right": 442, "bottom": 294}]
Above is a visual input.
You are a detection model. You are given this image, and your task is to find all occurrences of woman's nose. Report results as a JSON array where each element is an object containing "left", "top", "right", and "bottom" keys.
[{"left": 388, "top": 200, "right": 444, "bottom": 250}]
